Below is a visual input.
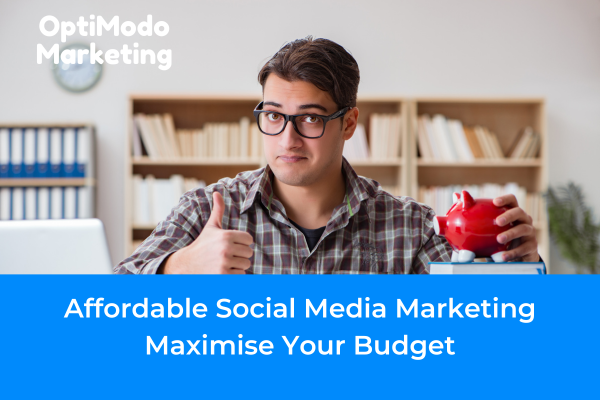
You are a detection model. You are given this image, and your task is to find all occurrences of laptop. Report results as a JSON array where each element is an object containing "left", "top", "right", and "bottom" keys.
[{"left": 0, "top": 218, "right": 113, "bottom": 274}]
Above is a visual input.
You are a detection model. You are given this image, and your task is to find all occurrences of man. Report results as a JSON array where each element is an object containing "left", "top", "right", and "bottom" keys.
[{"left": 115, "top": 36, "right": 540, "bottom": 274}]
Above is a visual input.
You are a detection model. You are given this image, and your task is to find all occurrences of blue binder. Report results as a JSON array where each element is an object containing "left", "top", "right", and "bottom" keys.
[
  {"left": 49, "top": 128, "right": 62, "bottom": 178},
  {"left": 0, "top": 128, "right": 9, "bottom": 178},
  {"left": 36, "top": 128, "right": 50, "bottom": 178},
  {"left": 10, "top": 128, "right": 23, "bottom": 178}
]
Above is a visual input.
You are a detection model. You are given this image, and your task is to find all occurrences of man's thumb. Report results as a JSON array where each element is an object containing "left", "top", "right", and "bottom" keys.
[{"left": 207, "top": 191, "right": 225, "bottom": 229}]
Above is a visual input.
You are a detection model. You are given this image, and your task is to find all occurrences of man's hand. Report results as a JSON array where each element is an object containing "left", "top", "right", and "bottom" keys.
[
  {"left": 162, "top": 191, "right": 254, "bottom": 274},
  {"left": 493, "top": 194, "right": 540, "bottom": 262}
]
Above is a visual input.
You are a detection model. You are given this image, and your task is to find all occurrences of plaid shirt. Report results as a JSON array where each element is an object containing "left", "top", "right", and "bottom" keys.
[{"left": 115, "top": 158, "right": 452, "bottom": 274}]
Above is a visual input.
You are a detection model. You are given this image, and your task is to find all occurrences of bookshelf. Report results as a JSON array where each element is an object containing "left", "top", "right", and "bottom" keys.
[
  {"left": 407, "top": 98, "right": 549, "bottom": 267},
  {"left": 0, "top": 123, "right": 96, "bottom": 220},
  {"left": 125, "top": 95, "right": 548, "bottom": 269},
  {"left": 125, "top": 95, "right": 408, "bottom": 256}
]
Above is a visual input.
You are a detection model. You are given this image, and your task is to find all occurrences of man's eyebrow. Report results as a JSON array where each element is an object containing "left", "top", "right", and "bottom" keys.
[{"left": 263, "top": 101, "right": 329, "bottom": 113}]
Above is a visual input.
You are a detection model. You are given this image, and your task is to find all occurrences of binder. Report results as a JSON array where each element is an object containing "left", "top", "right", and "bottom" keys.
[
  {"left": 25, "top": 187, "right": 37, "bottom": 219},
  {"left": 76, "top": 127, "right": 90, "bottom": 178},
  {"left": 0, "top": 128, "right": 9, "bottom": 178},
  {"left": 23, "top": 128, "right": 36, "bottom": 178},
  {"left": 64, "top": 187, "right": 76, "bottom": 218},
  {"left": 63, "top": 128, "right": 76, "bottom": 177},
  {"left": 10, "top": 128, "right": 23, "bottom": 178},
  {"left": 11, "top": 187, "right": 24, "bottom": 220},
  {"left": 36, "top": 128, "right": 50, "bottom": 178},
  {"left": 49, "top": 128, "right": 62, "bottom": 178},
  {"left": 38, "top": 187, "right": 50, "bottom": 220},
  {"left": 0, "top": 187, "right": 10, "bottom": 220},
  {"left": 50, "top": 187, "right": 63, "bottom": 219},
  {"left": 77, "top": 186, "right": 93, "bottom": 218}
]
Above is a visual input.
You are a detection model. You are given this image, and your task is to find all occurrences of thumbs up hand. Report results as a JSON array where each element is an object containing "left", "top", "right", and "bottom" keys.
[{"left": 162, "top": 191, "right": 254, "bottom": 274}]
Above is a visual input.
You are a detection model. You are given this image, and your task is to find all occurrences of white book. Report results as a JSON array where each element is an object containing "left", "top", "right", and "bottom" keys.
[
  {"left": 36, "top": 128, "right": 50, "bottom": 169},
  {"left": 201, "top": 128, "right": 209, "bottom": 159},
  {"left": 152, "top": 178, "right": 175, "bottom": 224},
  {"left": 12, "top": 188, "right": 24, "bottom": 220},
  {"left": 162, "top": 114, "right": 181, "bottom": 158},
  {"left": 369, "top": 114, "right": 381, "bottom": 159},
  {"left": 487, "top": 129, "right": 504, "bottom": 159},
  {"left": 509, "top": 128, "right": 531, "bottom": 159},
  {"left": 23, "top": 128, "right": 36, "bottom": 174},
  {"left": 38, "top": 187, "right": 50, "bottom": 219},
  {"left": 145, "top": 175, "right": 156, "bottom": 224},
  {"left": 25, "top": 187, "right": 36, "bottom": 220},
  {"left": 448, "top": 120, "right": 474, "bottom": 162},
  {"left": 229, "top": 123, "right": 240, "bottom": 159},
  {"left": 474, "top": 126, "right": 493, "bottom": 159},
  {"left": 50, "top": 128, "right": 62, "bottom": 171},
  {"left": 50, "top": 187, "right": 63, "bottom": 219},
  {"left": 0, "top": 187, "right": 11, "bottom": 220},
  {"left": 63, "top": 128, "right": 77, "bottom": 174},
  {"left": 416, "top": 117, "right": 433, "bottom": 160},
  {"left": 356, "top": 123, "right": 370, "bottom": 159},
  {"left": 432, "top": 115, "right": 457, "bottom": 162},
  {"left": 388, "top": 114, "right": 402, "bottom": 159},
  {"left": 221, "top": 124, "right": 229, "bottom": 159},
  {"left": 170, "top": 174, "right": 185, "bottom": 203},
  {"left": 132, "top": 175, "right": 150, "bottom": 226},
  {"left": 240, "top": 117, "right": 250, "bottom": 159},
  {"left": 422, "top": 115, "right": 441, "bottom": 160},
  {"left": 380, "top": 114, "right": 390, "bottom": 159},
  {"left": 76, "top": 127, "right": 91, "bottom": 176},
  {"left": 134, "top": 114, "right": 160, "bottom": 159},
  {"left": 64, "top": 187, "right": 76, "bottom": 219},
  {"left": 151, "top": 114, "right": 173, "bottom": 158},
  {"left": 130, "top": 116, "right": 143, "bottom": 157}
]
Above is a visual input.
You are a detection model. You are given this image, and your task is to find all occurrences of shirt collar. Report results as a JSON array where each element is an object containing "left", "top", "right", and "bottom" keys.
[{"left": 240, "top": 156, "right": 371, "bottom": 216}]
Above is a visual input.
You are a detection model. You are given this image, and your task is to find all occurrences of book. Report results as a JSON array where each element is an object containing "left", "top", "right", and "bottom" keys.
[{"left": 429, "top": 261, "right": 546, "bottom": 275}]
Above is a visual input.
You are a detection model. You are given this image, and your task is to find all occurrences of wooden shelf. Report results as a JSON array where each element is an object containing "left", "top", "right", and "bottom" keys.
[
  {"left": 132, "top": 157, "right": 262, "bottom": 166},
  {"left": 347, "top": 158, "right": 403, "bottom": 167},
  {"left": 417, "top": 159, "right": 541, "bottom": 167},
  {"left": 0, "top": 178, "right": 95, "bottom": 187}
]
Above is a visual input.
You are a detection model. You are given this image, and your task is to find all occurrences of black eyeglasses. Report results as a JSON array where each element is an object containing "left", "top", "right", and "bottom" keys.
[{"left": 253, "top": 101, "right": 350, "bottom": 139}]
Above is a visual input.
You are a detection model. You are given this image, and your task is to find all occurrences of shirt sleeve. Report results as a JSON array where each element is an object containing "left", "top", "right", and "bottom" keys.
[
  {"left": 113, "top": 191, "right": 208, "bottom": 274},
  {"left": 411, "top": 207, "right": 453, "bottom": 274}
]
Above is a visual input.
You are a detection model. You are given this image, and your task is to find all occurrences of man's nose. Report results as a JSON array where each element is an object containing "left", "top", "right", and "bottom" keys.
[{"left": 278, "top": 120, "right": 303, "bottom": 150}]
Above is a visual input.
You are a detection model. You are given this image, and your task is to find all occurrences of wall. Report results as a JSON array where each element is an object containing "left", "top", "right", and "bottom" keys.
[{"left": 1, "top": 0, "right": 599, "bottom": 273}]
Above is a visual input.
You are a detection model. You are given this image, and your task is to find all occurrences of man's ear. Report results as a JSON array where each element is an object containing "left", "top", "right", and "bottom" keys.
[{"left": 342, "top": 107, "right": 359, "bottom": 140}]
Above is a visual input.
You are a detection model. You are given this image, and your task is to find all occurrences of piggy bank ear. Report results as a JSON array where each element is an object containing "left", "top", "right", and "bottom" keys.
[
  {"left": 462, "top": 190, "right": 475, "bottom": 210},
  {"left": 452, "top": 192, "right": 460, "bottom": 204}
]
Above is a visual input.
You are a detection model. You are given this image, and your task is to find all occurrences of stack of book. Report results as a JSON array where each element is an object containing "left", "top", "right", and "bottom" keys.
[
  {"left": 132, "top": 114, "right": 263, "bottom": 160},
  {"left": 418, "top": 183, "right": 542, "bottom": 221},
  {"left": 417, "top": 114, "right": 541, "bottom": 162},
  {"left": 506, "top": 127, "right": 542, "bottom": 159},
  {"left": 369, "top": 113, "right": 402, "bottom": 160},
  {"left": 132, "top": 174, "right": 205, "bottom": 227},
  {"left": 429, "top": 262, "right": 546, "bottom": 274}
]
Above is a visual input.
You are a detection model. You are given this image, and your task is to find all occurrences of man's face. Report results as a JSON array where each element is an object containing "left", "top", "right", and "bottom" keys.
[{"left": 262, "top": 74, "right": 354, "bottom": 187}]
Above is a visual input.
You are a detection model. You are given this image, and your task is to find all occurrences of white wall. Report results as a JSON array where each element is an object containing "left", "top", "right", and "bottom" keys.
[{"left": 1, "top": 0, "right": 599, "bottom": 273}]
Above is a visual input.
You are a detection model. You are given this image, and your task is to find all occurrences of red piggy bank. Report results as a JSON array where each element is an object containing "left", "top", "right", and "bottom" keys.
[{"left": 433, "top": 190, "right": 512, "bottom": 263}]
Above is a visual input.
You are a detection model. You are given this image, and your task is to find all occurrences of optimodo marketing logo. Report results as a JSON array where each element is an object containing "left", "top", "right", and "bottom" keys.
[{"left": 37, "top": 15, "right": 172, "bottom": 70}]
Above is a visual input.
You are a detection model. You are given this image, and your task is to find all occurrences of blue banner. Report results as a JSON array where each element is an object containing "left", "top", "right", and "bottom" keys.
[{"left": 0, "top": 275, "right": 597, "bottom": 399}]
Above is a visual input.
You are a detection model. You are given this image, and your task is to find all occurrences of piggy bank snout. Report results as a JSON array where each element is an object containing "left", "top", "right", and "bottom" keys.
[{"left": 433, "top": 216, "right": 447, "bottom": 236}]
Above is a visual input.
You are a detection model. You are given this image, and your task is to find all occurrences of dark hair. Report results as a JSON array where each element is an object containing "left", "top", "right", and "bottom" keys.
[{"left": 258, "top": 36, "right": 360, "bottom": 109}]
